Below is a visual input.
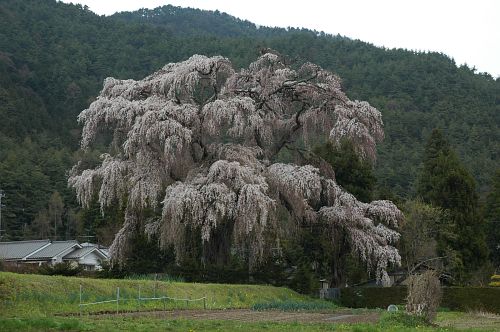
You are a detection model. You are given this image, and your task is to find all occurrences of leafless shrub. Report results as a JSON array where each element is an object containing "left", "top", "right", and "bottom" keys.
[{"left": 406, "top": 270, "right": 442, "bottom": 322}]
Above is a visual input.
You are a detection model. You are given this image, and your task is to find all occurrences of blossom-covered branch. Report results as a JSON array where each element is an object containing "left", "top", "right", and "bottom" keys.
[{"left": 69, "top": 52, "right": 402, "bottom": 284}]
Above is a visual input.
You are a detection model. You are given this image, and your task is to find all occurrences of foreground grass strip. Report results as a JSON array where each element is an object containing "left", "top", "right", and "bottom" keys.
[
  {"left": 0, "top": 316, "right": 491, "bottom": 332},
  {"left": 0, "top": 317, "right": 87, "bottom": 331},
  {"left": 0, "top": 308, "right": 497, "bottom": 331}
]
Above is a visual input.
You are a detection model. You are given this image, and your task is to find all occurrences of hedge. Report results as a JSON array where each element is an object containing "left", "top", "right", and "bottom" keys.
[
  {"left": 340, "top": 286, "right": 500, "bottom": 313},
  {"left": 340, "top": 287, "right": 406, "bottom": 309},
  {"left": 489, "top": 275, "right": 500, "bottom": 287}
]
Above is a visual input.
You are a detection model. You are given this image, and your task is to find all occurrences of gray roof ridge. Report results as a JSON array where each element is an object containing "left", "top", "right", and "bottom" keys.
[
  {"left": 64, "top": 246, "right": 109, "bottom": 260},
  {"left": 22, "top": 242, "right": 52, "bottom": 260},
  {"left": 0, "top": 239, "right": 50, "bottom": 244},
  {"left": 63, "top": 246, "right": 98, "bottom": 259},
  {"left": 50, "top": 240, "right": 79, "bottom": 243},
  {"left": 94, "top": 247, "right": 108, "bottom": 259},
  {"left": 25, "top": 241, "right": 82, "bottom": 260}
]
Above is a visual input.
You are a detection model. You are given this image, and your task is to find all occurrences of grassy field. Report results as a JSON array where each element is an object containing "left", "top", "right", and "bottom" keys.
[
  {"left": 1, "top": 314, "right": 499, "bottom": 332},
  {"left": 1, "top": 272, "right": 499, "bottom": 331},
  {"left": 0, "top": 316, "right": 423, "bottom": 332},
  {"left": 0, "top": 271, "right": 313, "bottom": 316}
]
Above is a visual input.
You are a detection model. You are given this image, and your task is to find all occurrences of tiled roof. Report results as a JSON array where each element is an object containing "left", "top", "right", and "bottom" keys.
[
  {"left": 78, "top": 242, "right": 109, "bottom": 258},
  {"left": 63, "top": 246, "right": 98, "bottom": 259},
  {"left": 0, "top": 240, "right": 50, "bottom": 260},
  {"left": 26, "top": 241, "right": 80, "bottom": 260},
  {"left": 100, "top": 248, "right": 109, "bottom": 258}
]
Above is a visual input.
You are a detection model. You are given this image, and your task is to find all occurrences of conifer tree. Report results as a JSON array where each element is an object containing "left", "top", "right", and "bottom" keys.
[
  {"left": 417, "top": 129, "right": 488, "bottom": 281},
  {"left": 484, "top": 169, "right": 500, "bottom": 271},
  {"left": 314, "top": 140, "right": 375, "bottom": 203}
]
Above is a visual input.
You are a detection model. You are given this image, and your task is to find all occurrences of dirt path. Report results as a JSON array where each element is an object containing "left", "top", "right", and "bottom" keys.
[{"left": 90, "top": 309, "right": 380, "bottom": 324}]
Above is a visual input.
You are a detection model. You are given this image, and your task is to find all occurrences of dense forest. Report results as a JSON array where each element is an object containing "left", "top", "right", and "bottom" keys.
[{"left": 0, "top": 1, "right": 498, "bottom": 284}]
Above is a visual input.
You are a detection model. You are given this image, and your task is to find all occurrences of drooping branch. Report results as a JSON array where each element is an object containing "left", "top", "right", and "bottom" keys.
[{"left": 69, "top": 52, "right": 402, "bottom": 282}]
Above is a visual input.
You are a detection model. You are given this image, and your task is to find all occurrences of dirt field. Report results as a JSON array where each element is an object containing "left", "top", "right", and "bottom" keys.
[{"left": 90, "top": 309, "right": 381, "bottom": 324}]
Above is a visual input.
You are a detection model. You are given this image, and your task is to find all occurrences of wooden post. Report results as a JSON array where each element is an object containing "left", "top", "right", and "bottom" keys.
[
  {"left": 164, "top": 291, "right": 167, "bottom": 310},
  {"left": 154, "top": 274, "right": 157, "bottom": 298},
  {"left": 163, "top": 291, "right": 168, "bottom": 317},
  {"left": 116, "top": 287, "right": 120, "bottom": 314},
  {"left": 138, "top": 284, "right": 141, "bottom": 309},
  {"left": 203, "top": 296, "right": 206, "bottom": 310},
  {"left": 79, "top": 284, "right": 82, "bottom": 316}
]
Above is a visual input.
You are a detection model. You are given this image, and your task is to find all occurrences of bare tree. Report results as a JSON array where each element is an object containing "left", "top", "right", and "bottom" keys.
[
  {"left": 66, "top": 208, "right": 82, "bottom": 240},
  {"left": 406, "top": 270, "right": 442, "bottom": 322},
  {"left": 400, "top": 200, "right": 441, "bottom": 270},
  {"left": 48, "top": 191, "right": 64, "bottom": 240},
  {"left": 32, "top": 209, "right": 50, "bottom": 239},
  {"left": 69, "top": 52, "right": 403, "bottom": 285}
]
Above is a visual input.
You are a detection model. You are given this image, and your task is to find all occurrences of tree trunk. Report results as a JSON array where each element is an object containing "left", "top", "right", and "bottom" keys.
[{"left": 330, "top": 232, "right": 348, "bottom": 288}]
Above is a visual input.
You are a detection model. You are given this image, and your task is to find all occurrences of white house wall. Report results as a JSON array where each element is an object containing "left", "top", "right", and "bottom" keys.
[{"left": 79, "top": 251, "right": 104, "bottom": 270}]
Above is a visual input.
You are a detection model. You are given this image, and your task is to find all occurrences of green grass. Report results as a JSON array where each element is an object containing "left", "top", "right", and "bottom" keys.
[
  {"left": 0, "top": 317, "right": 346, "bottom": 332},
  {"left": 252, "top": 299, "right": 338, "bottom": 311},
  {"left": 0, "top": 315, "right": 496, "bottom": 332},
  {"left": 1, "top": 272, "right": 498, "bottom": 331},
  {"left": 0, "top": 316, "right": 435, "bottom": 332},
  {"left": 124, "top": 273, "right": 185, "bottom": 283},
  {"left": 379, "top": 311, "right": 431, "bottom": 328},
  {"left": 0, "top": 272, "right": 308, "bottom": 316},
  {"left": 0, "top": 317, "right": 85, "bottom": 331}
]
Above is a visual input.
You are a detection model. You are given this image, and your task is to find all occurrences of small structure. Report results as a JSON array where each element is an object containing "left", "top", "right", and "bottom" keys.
[
  {"left": 0, "top": 240, "right": 109, "bottom": 270},
  {"left": 319, "top": 279, "right": 341, "bottom": 300},
  {"left": 63, "top": 244, "right": 108, "bottom": 271}
]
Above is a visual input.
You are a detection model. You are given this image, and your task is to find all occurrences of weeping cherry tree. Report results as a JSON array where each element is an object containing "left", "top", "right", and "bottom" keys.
[{"left": 69, "top": 52, "right": 403, "bottom": 286}]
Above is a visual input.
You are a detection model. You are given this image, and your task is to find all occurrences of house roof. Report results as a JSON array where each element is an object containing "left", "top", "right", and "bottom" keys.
[
  {"left": 78, "top": 242, "right": 109, "bottom": 258},
  {"left": 63, "top": 246, "right": 95, "bottom": 259},
  {"left": 63, "top": 246, "right": 106, "bottom": 260},
  {"left": 80, "top": 242, "right": 97, "bottom": 247},
  {"left": 25, "top": 241, "right": 80, "bottom": 260},
  {"left": 0, "top": 240, "right": 50, "bottom": 260}
]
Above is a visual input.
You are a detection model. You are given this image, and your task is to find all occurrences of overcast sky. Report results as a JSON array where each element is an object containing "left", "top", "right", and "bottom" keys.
[{"left": 61, "top": 0, "right": 500, "bottom": 77}]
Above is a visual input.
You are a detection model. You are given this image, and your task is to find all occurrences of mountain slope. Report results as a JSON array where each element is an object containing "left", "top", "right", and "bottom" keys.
[{"left": 0, "top": 0, "right": 498, "bottom": 239}]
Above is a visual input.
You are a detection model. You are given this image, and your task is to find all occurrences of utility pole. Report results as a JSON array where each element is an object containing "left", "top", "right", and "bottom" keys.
[{"left": 0, "top": 189, "right": 5, "bottom": 240}]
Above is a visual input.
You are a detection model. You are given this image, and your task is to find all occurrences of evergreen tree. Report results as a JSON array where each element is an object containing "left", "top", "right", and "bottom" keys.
[
  {"left": 1, "top": 0, "right": 499, "bottom": 242},
  {"left": 312, "top": 140, "right": 376, "bottom": 286},
  {"left": 314, "top": 140, "right": 375, "bottom": 203},
  {"left": 484, "top": 169, "right": 500, "bottom": 271},
  {"left": 417, "top": 129, "right": 488, "bottom": 282}
]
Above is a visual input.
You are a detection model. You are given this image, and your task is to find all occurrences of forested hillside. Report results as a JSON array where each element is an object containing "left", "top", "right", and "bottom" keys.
[{"left": 0, "top": 0, "right": 498, "bottom": 241}]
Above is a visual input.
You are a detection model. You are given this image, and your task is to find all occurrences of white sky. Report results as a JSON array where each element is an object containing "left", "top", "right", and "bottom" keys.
[{"left": 62, "top": 0, "right": 500, "bottom": 77}]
